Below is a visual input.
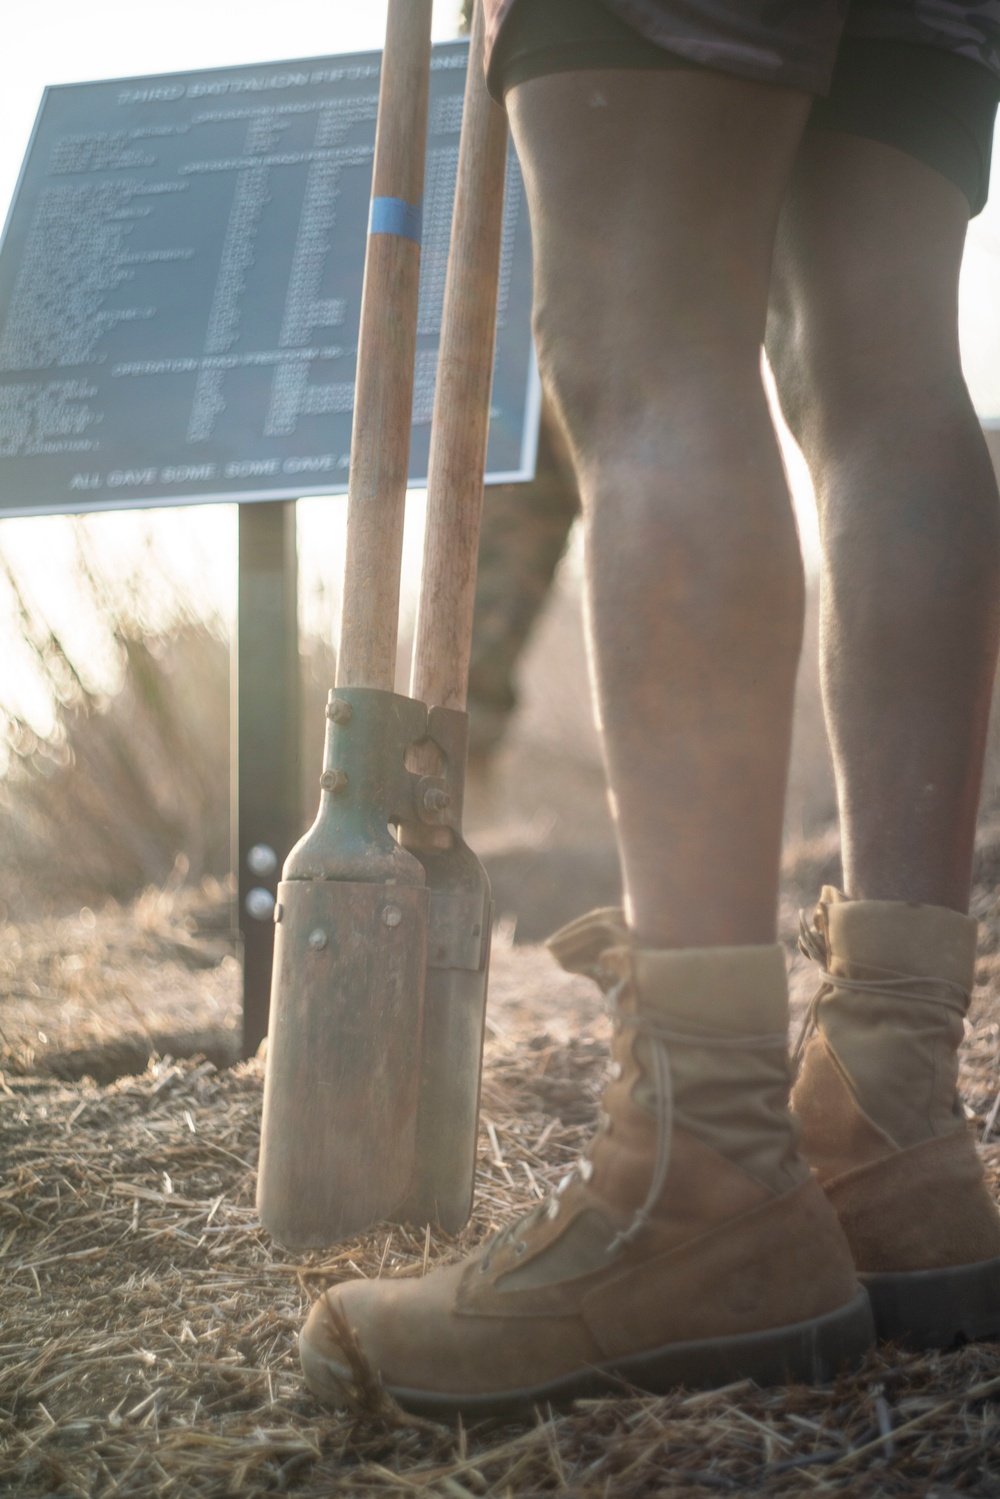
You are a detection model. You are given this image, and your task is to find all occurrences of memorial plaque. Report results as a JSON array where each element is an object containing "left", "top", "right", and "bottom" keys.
[{"left": 0, "top": 41, "right": 539, "bottom": 517}]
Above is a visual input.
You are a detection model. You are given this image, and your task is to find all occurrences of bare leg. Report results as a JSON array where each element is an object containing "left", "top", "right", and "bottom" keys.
[
  {"left": 507, "top": 70, "right": 810, "bottom": 948},
  {"left": 768, "top": 134, "right": 1000, "bottom": 912}
]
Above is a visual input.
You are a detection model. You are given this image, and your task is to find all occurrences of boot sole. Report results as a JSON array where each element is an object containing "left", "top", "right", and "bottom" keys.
[
  {"left": 299, "top": 1289, "right": 874, "bottom": 1420},
  {"left": 862, "top": 1255, "right": 1000, "bottom": 1349}
]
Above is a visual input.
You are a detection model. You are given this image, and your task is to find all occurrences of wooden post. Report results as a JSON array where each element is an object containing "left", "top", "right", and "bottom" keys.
[{"left": 337, "top": 0, "right": 433, "bottom": 690}]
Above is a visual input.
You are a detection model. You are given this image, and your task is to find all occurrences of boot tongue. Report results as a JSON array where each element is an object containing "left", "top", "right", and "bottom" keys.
[
  {"left": 547, "top": 907, "right": 630, "bottom": 992},
  {"left": 818, "top": 886, "right": 977, "bottom": 992}
]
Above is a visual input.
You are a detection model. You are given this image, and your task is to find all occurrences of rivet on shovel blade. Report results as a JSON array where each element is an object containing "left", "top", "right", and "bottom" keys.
[
  {"left": 308, "top": 928, "right": 328, "bottom": 950},
  {"left": 320, "top": 769, "right": 348, "bottom": 794},
  {"left": 326, "top": 698, "right": 353, "bottom": 724},
  {"left": 382, "top": 905, "right": 403, "bottom": 928}
]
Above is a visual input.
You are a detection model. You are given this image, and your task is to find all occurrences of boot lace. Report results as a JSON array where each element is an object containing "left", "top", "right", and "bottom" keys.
[
  {"left": 481, "top": 979, "right": 788, "bottom": 1268},
  {"left": 793, "top": 911, "right": 970, "bottom": 1071}
]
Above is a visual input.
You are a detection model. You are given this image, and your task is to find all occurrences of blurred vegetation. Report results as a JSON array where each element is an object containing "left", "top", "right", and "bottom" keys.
[
  {"left": 0, "top": 519, "right": 346, "bottom": 922},
  {"left": 0, "top": 529, "right": 231, "bottom": 919}
]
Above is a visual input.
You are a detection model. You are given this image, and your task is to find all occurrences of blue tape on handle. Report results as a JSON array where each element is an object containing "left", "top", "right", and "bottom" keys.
[{"left": 368, "top": 196, "right": 423, "bottom": 244}]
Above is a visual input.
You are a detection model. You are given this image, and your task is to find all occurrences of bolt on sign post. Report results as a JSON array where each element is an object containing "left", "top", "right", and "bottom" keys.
[{"left": 257, "top": 0, "right": 508, "bottom": 1245}]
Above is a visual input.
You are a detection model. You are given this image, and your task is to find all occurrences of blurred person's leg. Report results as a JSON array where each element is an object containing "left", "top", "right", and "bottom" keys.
[
  {"left": 767, "top": 40, "right": 1000, "bottom": 1344},
  {"left": 467, "top": 406, "right": 580, "bottom": 761}
]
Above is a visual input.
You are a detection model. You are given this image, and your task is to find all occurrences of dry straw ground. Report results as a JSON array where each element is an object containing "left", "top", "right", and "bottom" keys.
[
  {"left": 6, "top": 552, "right": 1000, "bottom": 1494},
  {"left": 5, "top": 862, "right": 1000, "bottom": 1498}
]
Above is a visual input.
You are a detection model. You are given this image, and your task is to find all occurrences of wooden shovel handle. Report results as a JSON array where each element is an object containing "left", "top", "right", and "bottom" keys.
[
  {"left": 409, "top": 1, "right": 509, "bottom": 712},
  {"left": 337, "top": 0, "right": 433, "bottom": 691}
]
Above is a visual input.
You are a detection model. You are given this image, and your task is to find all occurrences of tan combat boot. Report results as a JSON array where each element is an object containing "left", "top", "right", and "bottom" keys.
[
  {"left": 793, "top": 887, "right": 1000, "bottom": 1348},
  {"left": 300, "top": 909, "right": 872, "bottom": 1418}
]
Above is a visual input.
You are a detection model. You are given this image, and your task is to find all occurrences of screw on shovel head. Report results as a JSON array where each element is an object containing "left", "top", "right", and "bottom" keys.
[{"left": 257, "top": 877, "right": 428, "bottom": 1248}]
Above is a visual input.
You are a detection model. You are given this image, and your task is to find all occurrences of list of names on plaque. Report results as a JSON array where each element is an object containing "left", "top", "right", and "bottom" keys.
[{"left": 0, "top": 42, "right": 537, "bottom": 516}]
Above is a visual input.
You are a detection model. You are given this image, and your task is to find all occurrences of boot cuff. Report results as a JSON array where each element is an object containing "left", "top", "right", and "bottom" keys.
[
  {"left": 819, "top": 887, "right": 977, "bottom": 990},
  {"left": 632, "top": 943, "right": 788, "bottom": 1036}
]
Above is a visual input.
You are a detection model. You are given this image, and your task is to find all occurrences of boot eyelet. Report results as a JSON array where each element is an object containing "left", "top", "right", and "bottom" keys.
[{"left": 514, "top": 1240, "right": 527, "bottom": 1257}]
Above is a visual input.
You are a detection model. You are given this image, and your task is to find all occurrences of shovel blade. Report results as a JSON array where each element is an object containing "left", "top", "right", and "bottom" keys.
[
  {"left": 405, "top": 959, "right": 491, "bottom": 1232},
  {"left": 400, "top": 837, "right": 492, "bottom": 1233},
  {"left": 257, "top": 878, "right": 428, "bottom": 1247}
]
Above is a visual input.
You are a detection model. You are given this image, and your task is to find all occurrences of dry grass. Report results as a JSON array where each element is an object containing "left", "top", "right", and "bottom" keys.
[
  {"left": 5, "top": 547, "right": 1000, "bottom": 1494},
  {"left": 0, "top": 619, "right": 231, "bottom": 921},
  {"left": 0, "top": 880, "right": 240, "bottom": 1085},
  {"left": 4, "top": 887, "right": 1000, "bottom": 1498},
  {"left": 0, "top": 532, "right": 342, "bottom": 924}
]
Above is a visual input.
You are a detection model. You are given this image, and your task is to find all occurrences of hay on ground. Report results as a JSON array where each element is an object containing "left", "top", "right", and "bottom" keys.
[{"left": 3, "top": 884, "right": 1000, "bottom": 1497}]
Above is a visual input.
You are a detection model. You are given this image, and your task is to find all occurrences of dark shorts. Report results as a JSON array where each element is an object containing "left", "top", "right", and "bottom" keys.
[{"left": 486, "top": 0, "right": 1000, "bottom": 214}]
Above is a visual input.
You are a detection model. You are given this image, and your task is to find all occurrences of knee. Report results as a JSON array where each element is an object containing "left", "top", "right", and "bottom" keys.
[
  {"left": 531, "top": 278, "right": 765, "bottom": 472},
  {"left": 530, "top": 295, "right": 627, "bottom": 461},
  {"left": 763, "top": 274, "right": 855, "bottom": 467},
  {"left": 765, "top": 267, "right": 971, "bottom": 475},
  {"left": 763, "top": 292, "right": 813, "bottom": 454}
]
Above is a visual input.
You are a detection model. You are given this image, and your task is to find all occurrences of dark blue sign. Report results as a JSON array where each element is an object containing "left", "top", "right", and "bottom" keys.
[{"left": 0, "top": 41, "right": 538, "bottom": 516}]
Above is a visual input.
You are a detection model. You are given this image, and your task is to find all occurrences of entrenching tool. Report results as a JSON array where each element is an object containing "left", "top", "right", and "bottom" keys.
[{"left": 257, "top": 1, "right": 510, "bottom": 1247}]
